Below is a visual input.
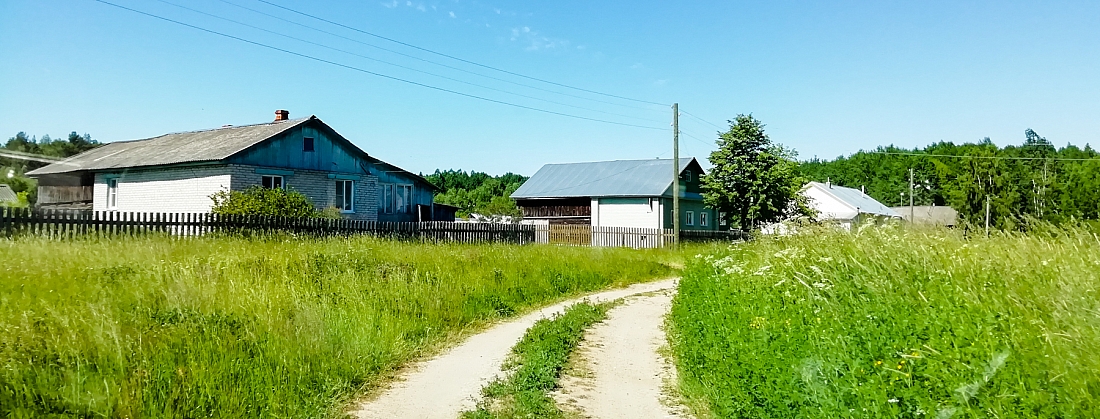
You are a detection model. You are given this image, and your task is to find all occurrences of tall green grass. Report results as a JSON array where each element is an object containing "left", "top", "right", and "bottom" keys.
[
  {"left": 0, "top": 235, "right": 672, "bottom": 418},
  {"left": 670, "top": 225, "right": 1100, "bottom": 418}
]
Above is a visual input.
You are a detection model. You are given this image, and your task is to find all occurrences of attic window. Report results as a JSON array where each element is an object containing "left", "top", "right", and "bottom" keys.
[
  {"left": 684, "top": 171, "right": 692, "bottom": 182},
  {"left": 303, "top": 137, "right": 315, "bottom": 152}
]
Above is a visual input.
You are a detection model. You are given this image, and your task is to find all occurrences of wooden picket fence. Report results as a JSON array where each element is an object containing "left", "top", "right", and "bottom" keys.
[{"left": 0, "top": 208, "right": 748, "bottom": 247}]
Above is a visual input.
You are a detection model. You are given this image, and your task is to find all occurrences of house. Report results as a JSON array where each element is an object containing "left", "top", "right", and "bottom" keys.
[
  {"left": 26, "top": 110, "right": 445, "bottom": 221},
  {"left": 890, "top": 205, "right": 958, "bottom": 227},
  {"left": 510, "top": 158, "right": 718, "bottom": 231},
  {"left": 803, "top": 181, "right": 900, "bottom": 229},
  {"left": 0, "top": 184, "right": 19, "bottom": 206}
]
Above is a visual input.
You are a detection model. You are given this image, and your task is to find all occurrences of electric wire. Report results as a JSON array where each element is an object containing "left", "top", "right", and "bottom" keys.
[
  {"left": 680, "top": 109, "right": 725, "bottom": 131},
  {"left": 153, "top": 0, "right": 659, "bottom": 123},
  {"left": 253, "top": 0, "right": 670, "bottom": 107},
  {"left": 872, "top": 151, "right": 1100, "bottom": 161},
  {"left": 90, "top": 0, "right": 667, "bottom": 130},
  {"left": 216, "top": 0, "right": 666, "bottom": 113}
]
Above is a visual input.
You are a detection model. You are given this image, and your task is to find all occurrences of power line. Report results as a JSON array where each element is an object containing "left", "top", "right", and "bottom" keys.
[
  {"left": 252, "top": 0, "right": 669, "bottom": 107},
  {"left": 91, "top": 0, "right": 667, "bottom": 130},
  {"left": 679, "top": 130, "right": 715, "bottom": 149},
  {"left": 153, "top": 0, "right": 659, "bottom": 123},
  {"left": 680, "top": 109, "right": 724, "bottom": 131},
  {"left": 215, "top": 0, "right": 665, "bottom": 113},
  {"left": 871, "top": 150, "right": 1095, "bottom": 160}
]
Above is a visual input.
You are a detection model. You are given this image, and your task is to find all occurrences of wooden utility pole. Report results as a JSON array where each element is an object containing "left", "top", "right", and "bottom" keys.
[
  {"left": 672, "top": 103, "right": 680, "bottom": 248},
  {"left": 990, "top": 194, "right": 998, "bottom": 236},
  {"left": 909, "top": 168, "right": 915, "bottom": 224}
]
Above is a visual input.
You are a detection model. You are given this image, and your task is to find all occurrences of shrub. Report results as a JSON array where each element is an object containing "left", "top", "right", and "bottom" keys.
[{"left": 210, "top": 186, "right": 321, "bottom": 218}]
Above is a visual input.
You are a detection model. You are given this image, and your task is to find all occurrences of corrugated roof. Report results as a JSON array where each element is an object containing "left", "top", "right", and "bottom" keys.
[
  {"left": 808, "top": 182, "right": 899, "bottom": 217},
  {"left": 27, "top": 117, "right": 311, "bottom": 176},
  {"left": 511, "top": 158, "right": 698, "bottom": 199},
  {"left": 0, "top": 184, "right": 18, "bottom": 203}
]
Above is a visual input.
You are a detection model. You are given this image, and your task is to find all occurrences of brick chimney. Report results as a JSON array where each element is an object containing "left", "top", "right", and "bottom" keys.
[{"left": 274, "top": 109, "right": 290, "bottom": 122}]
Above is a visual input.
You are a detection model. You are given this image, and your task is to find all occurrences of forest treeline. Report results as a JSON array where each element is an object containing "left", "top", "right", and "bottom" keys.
[
  {"left": 1, "top": 132, "right": 100, "bottom": 206},
  {"left": 798, "top": 129, "right": 1100, "bottom": 228},
  {"left": 423, "top": 169, "right": 528, "bottom": 218}
]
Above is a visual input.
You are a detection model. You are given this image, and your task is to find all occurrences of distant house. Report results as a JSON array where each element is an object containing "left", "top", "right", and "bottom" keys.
[
  {"left": 510, "top": 158, "right": 718, "bottom": 231},
  {"left": 0, "top": 184, "right": 19, "bottom": 206},
  {"left": 890, "top": 205, "right": 958, "bottom": 227},
  {"left": 803, "top": 181, "right": 900, "bottom": 229},
  {"left": 27, "top": 110, "right": 448, "bottom": 221}
]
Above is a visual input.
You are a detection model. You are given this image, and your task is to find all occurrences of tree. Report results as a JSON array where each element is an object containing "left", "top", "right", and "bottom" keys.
[
  {"left": 210, "top": 186, "right": 333, "bottom": 218},
  {"left": 425, "top": 169, "right": 527, "bottom": 218},
  {"left": 702, "top": 114, "right": 811, "bottom": 230}
]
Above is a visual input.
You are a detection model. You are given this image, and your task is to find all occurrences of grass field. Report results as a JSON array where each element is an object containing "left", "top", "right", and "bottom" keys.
[
  {"left": 0, "top": 235, "right": 674, "bottom": 418},
  {"left": 670, "top": 225, "right": 1100, "bottom": 418},
  {"left": 463, "top": 302, "right": 610, "bottom": 419}
]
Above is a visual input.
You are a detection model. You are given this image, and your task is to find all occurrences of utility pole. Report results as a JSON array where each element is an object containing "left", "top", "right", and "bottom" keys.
[
  {"left": 672, "top": 103, "right": 680, "bottom": 249},
  {"left": 909, "top": 168, "right": 915, "bottom": 224},
  {"left": 990, "top": 194, "right": 998, "bottom": 236}
]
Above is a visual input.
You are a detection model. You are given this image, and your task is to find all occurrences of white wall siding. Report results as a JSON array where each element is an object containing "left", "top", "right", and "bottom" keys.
[
  {"left": 93, "top": 166, "right": 231, "bottom": 213},
  {"left": 592, "top": 197, "right": 661, "bottom": 229}
]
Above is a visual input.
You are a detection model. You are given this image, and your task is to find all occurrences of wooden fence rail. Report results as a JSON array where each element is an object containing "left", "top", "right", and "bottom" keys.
[{"left": 0, "top": 209, "right": 748, "bottom": 247}]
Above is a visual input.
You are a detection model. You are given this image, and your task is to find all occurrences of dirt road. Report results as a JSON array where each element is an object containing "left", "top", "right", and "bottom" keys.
[
  {"left": 555, "top": 290, "right": 686, "bottom": 419},
  {"left": 348, "top": 278, "right": 678, "bottom": 419}
]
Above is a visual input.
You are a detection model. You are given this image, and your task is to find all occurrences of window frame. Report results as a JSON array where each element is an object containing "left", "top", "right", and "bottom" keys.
[
  {"left": 381, "top": 183, "right": 395, "bottom": 214},
  {"left": 686, "top": 210, "right": 695, "bottom": 226},
  {"left": 700, "top": 211, "right": 708, "bottom": 227},
  {"left": 398, "top": 184, "right": 413, "bottom": 214},
  {"left": 106, "top": 178, "right": 119, "bottom": 210},
  {"left": 261, "top": 175, "right": 284, "bottom": 190},
  {"left": 335, "top": 179, "right": 354, "bottom": 213}
]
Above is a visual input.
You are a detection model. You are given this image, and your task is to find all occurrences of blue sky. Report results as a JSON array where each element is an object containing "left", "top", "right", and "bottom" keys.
[{"left": 2, "top": 0, "right": 1098, "bottom": 175}]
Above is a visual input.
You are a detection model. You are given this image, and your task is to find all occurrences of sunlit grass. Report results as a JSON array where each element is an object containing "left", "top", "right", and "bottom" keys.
[
  {"left": 0, "top": 235, "right": 674, "bottom": 418},
  {"left": 670, "top": 224, "right": 1100, "bottom": 418}
]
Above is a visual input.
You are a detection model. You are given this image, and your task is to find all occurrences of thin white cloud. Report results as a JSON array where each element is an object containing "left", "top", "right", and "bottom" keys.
[
  {"left": 449, "top": 11, "right": 456, "bottom": 18},
  {"left": 631, "top": 63, "right": 644, "bottom": 69},
  {"left": 381, "top": 0, "right": 398, "bottom": 8},
  {"left": 417, "top": 4, "right": 426, "bottom": 11}
]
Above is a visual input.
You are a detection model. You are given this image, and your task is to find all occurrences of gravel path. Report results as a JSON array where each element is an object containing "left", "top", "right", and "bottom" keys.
[
  {"left": 348, "top": 278, "right": 678, "bottom": 419},
  {"left": 555, "top": 290, "right": 687, "bottom": 419}
]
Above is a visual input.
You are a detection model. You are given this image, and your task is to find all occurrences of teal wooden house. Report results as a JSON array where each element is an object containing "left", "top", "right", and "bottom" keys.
[{"left": 27, "top": 110, "right": 450, "bottom": 221}]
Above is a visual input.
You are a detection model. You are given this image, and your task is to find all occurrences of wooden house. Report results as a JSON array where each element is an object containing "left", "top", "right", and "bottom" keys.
[
  {"left": 511, "top": 158, "right": 719, "bottom": 231},
  {"left": 27, "top": 110, "right": 447, "bottom": 221}
]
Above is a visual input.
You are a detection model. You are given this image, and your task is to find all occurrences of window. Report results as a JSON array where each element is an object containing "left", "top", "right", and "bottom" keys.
[
  {"left": 381, "top": 183, "right": 395, "bottom": 214},
  {"left": 700, "top": 212, "right": 708, "bottom": 227},
  {"left": 335, "top": 180, "right": 354, "bottom": 212},
  {"left": 686, "top": 210, "right": 695, "bottom": 226},
  {"left": 719, "top": 212, "right": 727, "bottom": 226},
  {"left": 397, "top": 185, "right": 413, "bottom": 214},
  {"left": 379, "top": 183, "right": 413, "bottom": 214},
  {"left": 261, "top": 175, "right": 284, "bottom": 189},
  {"left": 106, "top": 178, "right": 118, "bottom": 209},
  {"left": 684, "top": 171, "right": 692, "bottom": 183},
  {"left": 303, "top": 137, "right": 315, "bottom": 152}
]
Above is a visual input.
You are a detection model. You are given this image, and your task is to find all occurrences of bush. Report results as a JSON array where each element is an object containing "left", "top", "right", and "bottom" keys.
[
  {"left": 670, "top": 225, "right": 1100, "bottom": 418},
  {"left": 210, "top": 186, "right": 322, "bottom": 218}
]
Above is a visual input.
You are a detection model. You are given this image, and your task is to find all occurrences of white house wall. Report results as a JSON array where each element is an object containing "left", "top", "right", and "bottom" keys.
[
  {"left": 592, "top": 197, "right": 661, "bottom": 229},
  {"left": 804, "top": 185, "right": 858, "bottom": 221},
  {"left": 93, "top": 166, "right": 232, "bottom": 213}
]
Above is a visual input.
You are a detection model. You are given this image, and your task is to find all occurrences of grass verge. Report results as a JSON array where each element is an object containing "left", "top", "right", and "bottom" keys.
[
  {"left": 670, "top": 225, "right": 1100, "bottom": 418},
  {"left": 461, "top": 302, "right": 610, "bottom": 419},
  {"left": 0, "top": 235, "right": 671, "bottom": 418}
]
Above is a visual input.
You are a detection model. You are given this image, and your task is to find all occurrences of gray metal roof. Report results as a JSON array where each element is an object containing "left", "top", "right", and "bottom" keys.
[
  {"left": 27, "top": 117, "right": 311, "bottom": 176},
  {"left": 511, "top": 158, "right": 699, "bottom": 199},
  {"left": 807, "top": 182, "right": 900, "bottom": 217},
  {"left": 0, "top": 184, "right": 18, "bottom": 203},
  {"left": 890, "top": 205, "right": 958, "bottom": 226}
]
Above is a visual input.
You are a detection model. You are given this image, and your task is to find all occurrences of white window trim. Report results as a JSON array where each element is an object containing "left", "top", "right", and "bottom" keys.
[
  {"left": 336, "top": 180, "right": 355, "bottom": 213},
  {"left": 398, "top": 184, "right": 413, "bottom": 214},
  {"left": 261, "top": 175, "right": 285, "bottom": 190},
  {"left": 700, "top": 212, "right": 708, "bottom": 227},
  {"left": 686, "top": 210, "right": 695, "bottom": 226}
]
